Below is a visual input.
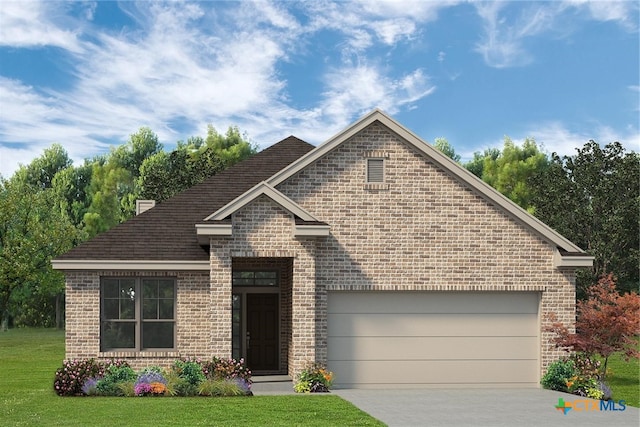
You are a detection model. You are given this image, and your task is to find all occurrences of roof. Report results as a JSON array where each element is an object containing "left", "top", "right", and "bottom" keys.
[
  {"left": 53, "top": 136, "right": 315, "bottom": 264},
  {"left": 53, "top": 110, "right": 592, "bottom": 270}
]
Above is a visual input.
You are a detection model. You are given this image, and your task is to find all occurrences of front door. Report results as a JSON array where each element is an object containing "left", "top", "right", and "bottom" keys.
[{"left": 246, "top": 293, "right": 279, "bottom": 371}]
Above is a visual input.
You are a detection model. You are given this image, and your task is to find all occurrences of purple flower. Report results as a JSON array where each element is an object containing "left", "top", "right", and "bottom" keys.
[{"left": 134, "top": 383, "right": 152, "bottom": 396}]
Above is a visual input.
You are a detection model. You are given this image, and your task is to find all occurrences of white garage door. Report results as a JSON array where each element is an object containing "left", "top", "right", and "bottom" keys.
[{"left": 327, "top": 292, "right": 539, "bottom": 388}]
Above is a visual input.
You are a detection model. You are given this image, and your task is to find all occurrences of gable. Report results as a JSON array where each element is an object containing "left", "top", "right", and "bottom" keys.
[{"left": 265, "top": 109, "right": 591, "bottom": 267}]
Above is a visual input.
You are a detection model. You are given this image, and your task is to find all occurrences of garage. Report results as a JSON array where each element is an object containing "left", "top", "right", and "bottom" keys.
[{"left": 327, "top": 291, "right": 540, "bottom": 388}]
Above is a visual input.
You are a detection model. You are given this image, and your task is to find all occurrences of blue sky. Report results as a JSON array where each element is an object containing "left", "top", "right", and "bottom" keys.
[{"left": 0, "top": 1, "right": 638, "bottom": 178}]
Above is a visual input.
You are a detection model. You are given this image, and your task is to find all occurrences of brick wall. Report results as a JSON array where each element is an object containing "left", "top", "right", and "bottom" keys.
[
  {"left": 64, "top": 270, "right": 210, "bottom": 370},
  {"left": 64, "top": 122, "right": 576, "bottom": 378},
  {"left": 277, "top": 122, "right": 576, "bottom": 376},
  {"left": 209, "top": 195, "right": 317, "bottom": 376}
]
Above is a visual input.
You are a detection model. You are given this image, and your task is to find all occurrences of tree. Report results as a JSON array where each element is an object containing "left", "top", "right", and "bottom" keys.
[
  {"left": 203, "top": 125, "right": 256, "bottom": 167},
  {"left": 52, "top": 161, "right": 94, "bottom": 229},
  {"left": 531, "top": 141, "right": 639, "bottom": 296},
  {"left": 465, "top": 137, "right": 549, "bottom": 213},
  {"left": 0, "top": 177, "right": 77, "bottom": 330},
  {"left": 111, "top": 127, "right": 162, "bottom": 177},
  {"left": 433, "top": 138, "right": 460, "bottom": 162},
  {"left": 465, "top": 147, "right": 500, "bottom": 178},
  {"left": 137, "top": 126, "right": 254, "bottom": 203},
  {"left": 83, "top": 163, "right": 132, "bottom": 238},
  {"left": 546, "top": 274, "right": 640, "bottom": 379},
  {"left": 16, "top": 144, "right": 72, "bottom": 189}
]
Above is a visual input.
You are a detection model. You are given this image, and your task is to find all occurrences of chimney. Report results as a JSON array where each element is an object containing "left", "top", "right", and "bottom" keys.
[{"left": 136, "top": 200, "right": 156, "bottom": 215}]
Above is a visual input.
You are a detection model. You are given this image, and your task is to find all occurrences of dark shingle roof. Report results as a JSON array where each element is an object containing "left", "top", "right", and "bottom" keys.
[{"left": 57, "top": 136, "right": 315, "bottom": 261}]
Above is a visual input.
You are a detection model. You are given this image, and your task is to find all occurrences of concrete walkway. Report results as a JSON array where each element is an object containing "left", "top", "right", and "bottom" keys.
[
  {"left": 333, "top": 388, "right": 639, "bottom": 427},
  {"left": 250, "top": 376, "right": 295, "bottom": 395}
]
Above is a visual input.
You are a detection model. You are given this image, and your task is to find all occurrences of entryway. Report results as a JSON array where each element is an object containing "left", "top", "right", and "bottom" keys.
[{"left": 231, "top": 258, "right": 293, "bottom": 375}]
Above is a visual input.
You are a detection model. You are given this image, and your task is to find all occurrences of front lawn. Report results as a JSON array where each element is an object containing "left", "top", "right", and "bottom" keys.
[
  {"left": 605, "top": 347, "right": 640, "bottom": 407},
  {"left": 0, "top": 328, "right": 383, "bottom": 426}
]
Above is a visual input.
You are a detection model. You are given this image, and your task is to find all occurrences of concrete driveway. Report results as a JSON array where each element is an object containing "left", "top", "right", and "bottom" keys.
[{"left": 333, "top": 388, "right": 639, "bottom": 427}]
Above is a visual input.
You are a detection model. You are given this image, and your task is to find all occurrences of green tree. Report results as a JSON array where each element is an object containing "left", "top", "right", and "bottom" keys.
[
  {"left": 433, "top": 138, "right": 461, "bottom": 162},
  {"left": 0, "top": 177, "right": 77, "bottom": 329},
  {"left": 531, "top": 141, "right": 639, "bottom": 296},
  {"left": 465, "top": 147, "right": 500, "bottom": 178},
  {"left": 203, "top": 125, "right": 256, "bottom": 167},
  {"left": 138, "top": 127, "right": 254, "bottom": 203},
  {"left": 16, "top": 144, "right": 72, "bottom": 189},
  {"left": 83, "top": 163, "right": 132, "bottom": 238},
  {"left": 111, "top": 127, "right": 163, "bottom": 177},
  {"left": 52, "top": 161, "right": 94, "bottom": 229},
  {"left": 465, "top": 137, "right": 548, "bottom": 213}
]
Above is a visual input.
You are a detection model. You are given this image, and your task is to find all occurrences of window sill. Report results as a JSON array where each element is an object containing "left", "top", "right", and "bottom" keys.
[
  {"left": 99, "top": 351, "right": 180, "bottom": 358},
  {"left": 364, "top": 183, "right": 390, "bottom": 190}
]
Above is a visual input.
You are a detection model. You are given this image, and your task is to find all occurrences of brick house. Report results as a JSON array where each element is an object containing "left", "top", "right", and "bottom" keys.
[{"left": 52, "top": 110, "right": 592, "bottom": 388}]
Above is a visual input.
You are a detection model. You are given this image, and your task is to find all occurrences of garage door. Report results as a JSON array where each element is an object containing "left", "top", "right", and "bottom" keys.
[{"left": 327, "top": 292, "right": 539, "bottom": 388}]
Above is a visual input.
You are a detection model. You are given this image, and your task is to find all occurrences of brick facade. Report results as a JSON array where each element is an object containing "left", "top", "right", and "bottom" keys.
[
  {"left": 65, "top": 270, "right": 210, "bottom": 370},
  {"left": 63, "top": 120, "right": 576, "bottom": 379},
  {"left": 277, "top": 123, "right": 575, "bottom": 375}
]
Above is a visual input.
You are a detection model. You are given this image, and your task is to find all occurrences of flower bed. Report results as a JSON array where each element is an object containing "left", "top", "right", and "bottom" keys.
[
  {"left": 541, "top": 353, "right": 611, "bottom": 400},
  {"left": 54, "top": 357, "right": 252, "bottom": 397},
  {"left": 294, "top": 362, "right": 333, "bottom": 393}
]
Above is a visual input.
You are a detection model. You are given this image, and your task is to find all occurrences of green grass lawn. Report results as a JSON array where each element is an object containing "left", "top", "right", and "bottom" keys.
[
  {"left": 0, "top": 328, "right": 384, "bottom": 426},
  {"left": 605, "top": 346, "right": 640, "bottom": 407}
]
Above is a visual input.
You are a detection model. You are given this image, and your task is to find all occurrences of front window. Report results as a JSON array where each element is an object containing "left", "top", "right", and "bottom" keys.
[
  {"left": 232, "top": 271, "right": 278, "bottom": 287},
  {"left": 100, "top": 277, "right": 176, "bottom": 351}
]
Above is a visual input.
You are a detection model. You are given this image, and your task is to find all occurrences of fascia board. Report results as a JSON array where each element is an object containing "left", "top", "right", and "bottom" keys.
[
  {"left": 195, "top": 223, "right": 233, "bottom": 235},
  {"left": 267, "top": 108, "right": 585, "bottom": 254},
  {"left": 51, "top": 260, "right": 210, "bottom": 271},
  {"left": 294, "top": 225, "right": 331, "bottom": 237},
  {"left": 553, "top": 251, "right": 595, "bottom": 268},
  {"left": 204, "top": 182, "right": 317, "bottom": 222}
]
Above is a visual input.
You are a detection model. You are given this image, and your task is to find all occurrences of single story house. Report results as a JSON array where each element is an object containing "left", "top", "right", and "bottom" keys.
[{"left": 52, "top": 109, "right": 593, "bottom": 388}]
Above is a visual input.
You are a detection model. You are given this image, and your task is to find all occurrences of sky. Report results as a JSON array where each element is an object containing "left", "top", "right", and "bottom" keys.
[{"left": 0, "top": 0, "right": 638, "bottom": 178}]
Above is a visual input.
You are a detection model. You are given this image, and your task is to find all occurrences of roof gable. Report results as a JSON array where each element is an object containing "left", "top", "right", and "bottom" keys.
[
  {"left": 267, "top": 109, "right": 587, "bottom": 255},
  {"left": 204, "top": 182, "right": 319, "bottom": 222}
]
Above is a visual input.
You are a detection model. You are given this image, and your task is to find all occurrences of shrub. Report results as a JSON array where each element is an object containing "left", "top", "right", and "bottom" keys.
[
  {"left": 172, "top": 359, "right": 206, "bottom": 386},
  {"left": 164, "top": 370, "right": 198, "bottom": 397},
  {"left": 202, "top": 357, "right": 252, "bottom": 386},
  {"left": 197, "top": 379, "right": 245, "bottom": 397},
  {"left": 80, "top": 377, "right": 100, "bottom": 396},
  {"left": 543, "top": 354, "right": 613, "bottom": 401},
  {"left": 564, "top": 353, "right": 606, "bottom": 398},
  {"left": 96, "top": 362, "right": 136, "bottom": 396},
  {"left": 541, "top": 359, "right": 576, "bottom": 392},
  {"left": 119, "top": 381, "right": 136, "bottom": 397},
  {"left": 53, "top": 359, "right": 104, "bottom": 396},
  {"left": 294, "top": 362, "right": 333, "bottom": 393}
]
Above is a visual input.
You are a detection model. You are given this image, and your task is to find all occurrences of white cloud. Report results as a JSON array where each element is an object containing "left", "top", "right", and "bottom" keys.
[
  {"left": 0, "top": 1, "right": 84, "bottom": 52},
  {"left": 320, "top": 65, "right": 435, "bottom": 123},
  {"left": 474, "top": 1, "right": 639, "bottom": 68},
  {"left": 522, "top": 121, "right": 639, "bottom": 156},
  {"left": 459, "top": 120, "right": 639, "bottom": 163},
  {"left": 474, "top": 2, "right": 559, "bottom": 68},
  {"left": 565, "top": 0, "right": 639, "bottom": 31},
  {"left": 0, "top": 1, "right": 444, "bottom": 178}
]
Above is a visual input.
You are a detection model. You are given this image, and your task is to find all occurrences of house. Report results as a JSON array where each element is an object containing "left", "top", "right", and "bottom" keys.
[{"left": 52, "top": 109, "right": 593, "bottom": 388}]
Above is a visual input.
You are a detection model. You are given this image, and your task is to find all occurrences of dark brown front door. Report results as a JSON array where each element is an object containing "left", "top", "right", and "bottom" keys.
[{"left": 247, "top": 293, "right": 279, "bottom": 371}]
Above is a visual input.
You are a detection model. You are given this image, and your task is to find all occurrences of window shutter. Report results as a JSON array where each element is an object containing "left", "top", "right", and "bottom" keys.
[{"left": 367, "top": 158, "right": 384, "bottom": 183}]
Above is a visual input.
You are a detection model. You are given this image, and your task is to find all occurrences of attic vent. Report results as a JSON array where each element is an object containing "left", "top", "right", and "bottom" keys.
[{"left": 367, "top": 158, "right": 384, "bottom": 183}]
